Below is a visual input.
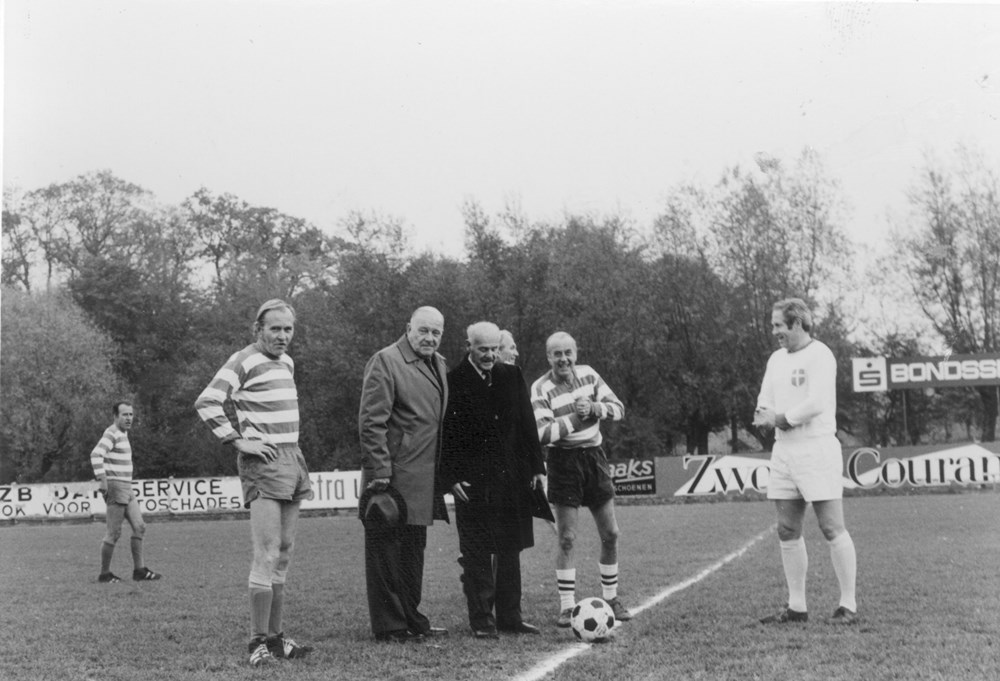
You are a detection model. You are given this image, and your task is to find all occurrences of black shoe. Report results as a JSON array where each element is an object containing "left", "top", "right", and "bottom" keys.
[
  {"left": 132, "top": 567, "right": 162, "bottom": 581},
  {"left": 606, "top": 597, "right": 633, "bottom": 622},
  {"left": 267, "top": 632, "right": 314, "bottom": 658},
  {"left": 830, "top": 606, "right": 858, "bottom": 625},
  {"left": 498, "top": 621, "right": 541, "bottom": 635},
  {"left": 556, "top": 608, "right": 573, "bottom": 628},
  {"left": 759, "top": 607, "right": 808, "bottom": 624},
  {"left": 97, "top": 572, "right": 121, "bottom": 583},
  {"left": 424, "top": 626, "right": 449, "bottom": 637},
  {"left": 472, "top": 627, "right": 499, "bottom": 639},
  {"left": 248, "top": 637, "right": 278, "bottom": 667},
  {"left": 375, "top": 630, "right": 425, "bottom": 643}
]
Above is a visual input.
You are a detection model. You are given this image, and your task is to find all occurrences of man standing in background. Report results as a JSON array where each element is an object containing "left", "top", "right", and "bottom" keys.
[
  {"left": 92, "top": 401, "right": 161, "bottom": 584},
  {"left": 498, "top": 329, "right": 519, "bottom": 365}
]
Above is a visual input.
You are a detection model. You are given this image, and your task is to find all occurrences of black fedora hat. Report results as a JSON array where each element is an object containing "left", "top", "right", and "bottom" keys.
[{"left": 358, "top": 484, "right": 408, "bottom": 528}]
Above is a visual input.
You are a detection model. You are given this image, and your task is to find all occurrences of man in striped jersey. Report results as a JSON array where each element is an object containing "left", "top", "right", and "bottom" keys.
[
  {"left": 92, "top": 401, "right": 161, "bottom": 584},
  {"left": 195, "top": 299, "right": 314, "bottom": 667},
  {"left": 530, "top": 332, "right": 633, "bottom": 628}
]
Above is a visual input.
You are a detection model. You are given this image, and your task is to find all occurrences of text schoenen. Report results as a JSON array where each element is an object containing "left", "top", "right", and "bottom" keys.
[
  {"left": 759, "top": 607, "right": 808, "bottom": 624},
  {"left": 267, "top": 633, "right": 314, "bottom": 659},
  {"left": 132, "top": 567, "right": 162, "bottom": 581},
  {"left": 375, "top": 630, "right": 425, "bottom": 643},
  {"left": 830, "top": 606, "right": 858, "bottom": 625},
  {"left": 556, "top": 608, "right": 573, "bottom": 628},
  {"left": 606, "top": 597, "right": 633, "bottom": 622},
  {"left": 498, "top": 621, "right": 541, "bottom": 635},
  {"left": 472, "top": 627, "right": 499, "bottom": 639},
  {"left": 97, "top": 572, "right": 121, "bottom": 583},
  {"left": 248, "top": 639, "right": 277, "bottom": 668}
]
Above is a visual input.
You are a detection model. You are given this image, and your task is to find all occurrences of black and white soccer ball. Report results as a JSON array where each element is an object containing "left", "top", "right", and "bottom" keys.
[{"left": 570, "top": 597, "right": 616, "bottom": 642}]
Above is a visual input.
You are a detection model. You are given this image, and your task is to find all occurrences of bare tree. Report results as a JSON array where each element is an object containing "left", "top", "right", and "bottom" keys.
[
  {"left": 19, "top": 171, "right": 153, "bottom": 284},
  {"left": 894, "top": 146, "right": 1000, "bottom": 440},
  {"left": 2, "top": 187, "right": 35, "bottom": 291},
  {"left": 654, "top": 148, "right": 855, "bottom": 449}
]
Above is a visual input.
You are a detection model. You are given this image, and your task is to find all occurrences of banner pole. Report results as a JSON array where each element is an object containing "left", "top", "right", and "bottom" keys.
[{"left": 902, "top": 390, "right": 909, "bottom": 444}]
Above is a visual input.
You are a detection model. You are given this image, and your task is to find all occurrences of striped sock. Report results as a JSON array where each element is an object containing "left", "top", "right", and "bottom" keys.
[
  {"left": 599, "top": 562, "right": 619, "bottom": 601},
  {"left": 557, "top": 569, "right": 576, "bottom": 610}
]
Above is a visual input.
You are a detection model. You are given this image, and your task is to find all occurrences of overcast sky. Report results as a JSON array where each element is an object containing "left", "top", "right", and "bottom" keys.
[{"left": 4, "top": 0, "right": 998, "bottom": 257}]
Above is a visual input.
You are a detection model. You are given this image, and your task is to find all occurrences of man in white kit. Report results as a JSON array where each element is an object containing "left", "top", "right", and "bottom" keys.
[{"left": 753, "top": 298, "right": 858, "bottom": 625}]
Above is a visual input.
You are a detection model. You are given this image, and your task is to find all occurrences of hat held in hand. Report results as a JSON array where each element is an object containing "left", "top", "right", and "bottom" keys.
[{"left": 358, "top": 484, "right": 407, "bottom": 528}]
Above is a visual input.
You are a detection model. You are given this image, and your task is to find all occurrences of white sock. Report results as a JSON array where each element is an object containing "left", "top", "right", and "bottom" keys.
[
  {"left": 599, "top": 562, "right": 619, "bottom": 601},
  {"left": 557, "top": 569, "right": 576, "bottom": 610},
  {"left": 828, "top": 531, "right": 857, "bottom": 612},
  {"left": 780, "top": 537, "right": 808, "bottom": 612}
]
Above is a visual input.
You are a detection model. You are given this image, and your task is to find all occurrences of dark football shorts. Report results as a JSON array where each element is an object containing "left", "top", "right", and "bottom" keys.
[
  {"left": 546, "top": 446, "right": 615, "bottom": 509},
  {"left": 237, "top": 445, "right": 313, "bottom": 508}
]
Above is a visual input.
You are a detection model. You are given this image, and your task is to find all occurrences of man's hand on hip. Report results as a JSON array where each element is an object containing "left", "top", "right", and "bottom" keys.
[{"left": 233, "top": 439, "right": 278, "bottom": 462}]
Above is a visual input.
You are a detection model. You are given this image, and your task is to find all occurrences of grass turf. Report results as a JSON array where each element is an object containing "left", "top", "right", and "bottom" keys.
[{"left": 2, "top": 491, "right": 997, "bottom": 680}]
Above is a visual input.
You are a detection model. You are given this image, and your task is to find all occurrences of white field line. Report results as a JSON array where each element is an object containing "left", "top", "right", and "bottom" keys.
[
  {"left": 510, "top": 525, "right": 776, "bottom": 681},
  {"left": 630, "top": 525, "right": 776, "bottom": 616}
]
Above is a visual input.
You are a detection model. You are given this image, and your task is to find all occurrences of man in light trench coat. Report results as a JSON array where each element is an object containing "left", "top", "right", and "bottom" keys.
[{"left": 358, "top": 306, "right": 451, "bottom": 642}]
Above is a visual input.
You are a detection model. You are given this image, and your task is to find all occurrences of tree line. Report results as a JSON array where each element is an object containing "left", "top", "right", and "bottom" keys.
[{"left": 2, "top": 146, "right": 998, "bottom": 484}]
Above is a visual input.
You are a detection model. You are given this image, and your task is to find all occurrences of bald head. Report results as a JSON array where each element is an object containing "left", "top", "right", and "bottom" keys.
[
  {"left": 545, "top": 331, "right": 576, "bottom": 353},
  {"left": 406, "top": 306, "right": 444, "bottom": 359},
  {"left": 411, "top": 306, "right": 443, "bottom": 326},
  {"left": 545, "top": 331, "right": 578, "bottom": 382}
]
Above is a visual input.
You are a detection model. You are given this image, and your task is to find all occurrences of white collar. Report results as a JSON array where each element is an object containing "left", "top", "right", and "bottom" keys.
[{"left": 467, "top": 355, "right": 490, "bottom": 380}]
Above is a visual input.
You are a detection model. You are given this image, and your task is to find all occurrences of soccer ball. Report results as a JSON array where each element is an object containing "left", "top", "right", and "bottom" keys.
[{"left": 570, "top": 597, "right": 616, "bottom": 642}]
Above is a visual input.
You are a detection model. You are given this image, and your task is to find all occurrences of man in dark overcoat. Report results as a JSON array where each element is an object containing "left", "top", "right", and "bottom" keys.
[
  {"left": 359, "top": 306, "right": 451, "bottom": 642},
  {"left": 439, "top": 321, "right": 547, "bottom": 638}
]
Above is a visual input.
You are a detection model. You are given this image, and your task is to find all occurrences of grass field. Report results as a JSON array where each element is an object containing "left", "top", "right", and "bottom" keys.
[{"left": 2, "top": 491, "right": 998, "bottom": 681}]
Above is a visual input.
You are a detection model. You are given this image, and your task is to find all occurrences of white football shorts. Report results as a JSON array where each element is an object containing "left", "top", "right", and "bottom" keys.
[{"left": 766, "top": 436, "right": 844, "bottom": 502}]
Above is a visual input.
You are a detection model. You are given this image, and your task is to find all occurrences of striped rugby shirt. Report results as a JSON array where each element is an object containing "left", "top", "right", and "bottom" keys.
[
  {"left": 195, "top": 344, "right": 299, "bottom": 448},
  {"left": 530, "top": 364, "right": 624, "bottom": 449},
  {"left": 91, "top": 426, "right": 133, "bottom": 481}
]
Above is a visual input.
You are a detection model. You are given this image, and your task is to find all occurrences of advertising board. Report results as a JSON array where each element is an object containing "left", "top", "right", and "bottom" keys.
[
  {"left": 853, "top": 353, "right": 1000, "bottom": 392},
  {"left": 660, "top": 443, "right": 1000, "bottom": 497}
]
